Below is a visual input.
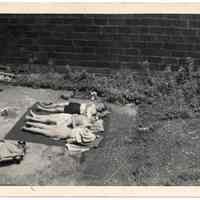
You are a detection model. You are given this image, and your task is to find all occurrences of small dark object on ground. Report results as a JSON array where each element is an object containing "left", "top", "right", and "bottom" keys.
[
  {"left": 0, "top": 107, "right": 18, "bottom": 118},
  {"left": 1, "top": 108, "right": 8, "bottom": 116}
]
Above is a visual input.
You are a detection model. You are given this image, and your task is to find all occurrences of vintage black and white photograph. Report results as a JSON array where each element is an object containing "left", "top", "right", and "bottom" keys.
[{"left": 0, "top": 12, "right": 200, "bottom": 187}]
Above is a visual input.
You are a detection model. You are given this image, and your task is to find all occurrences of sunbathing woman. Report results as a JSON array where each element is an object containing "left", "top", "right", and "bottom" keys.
[
  {"left": 25, "top": 110, "right": 104, "bottom": 132},
  {"left": 22, "top": 121, "right": 96, "bottom": 144},
  {"left": 36, "top": 101, "right": 108, "bottom": 119},
  {"left": 26, "top": 110, "right": 92, "bottom": 128}
]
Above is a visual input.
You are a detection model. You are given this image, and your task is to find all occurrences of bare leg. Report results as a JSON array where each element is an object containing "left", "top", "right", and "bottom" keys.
[
  {"left": 22, "top": 121, "right": 96, "bottom": 143},
  {"left": 40, "top": 102, "right": 69, "bottom": 108},
  {"left": 25, "top": 110, "right": 57, "bottom": 124},
  {"left": 22, "top": 126, "right": 50, "bottom": 136},
  {"left": 25, "top": 116, "right": 56, "bottom": 125},
  {"left": 25, "top": 115, "right": 47, "bottom": 123},
  {"left": 36, "top": 102, "right": 70, "bottom": 112},
  {"left": 26, "top": 110, "right": 74, "bottom": 127},
  {"left": 25, "top": 121, "right": 50, "bottom": 129},
  {"left": 36, "top": 104, "right": 64, "bottom": 113},
  {"left": 23, "top": 121, "right": 73, "bottom": 139}
]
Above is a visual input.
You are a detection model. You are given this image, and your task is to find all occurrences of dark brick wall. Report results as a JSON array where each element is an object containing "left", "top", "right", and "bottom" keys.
[{"left": 1, "top": 14, "right": 200, "bottom": 70}]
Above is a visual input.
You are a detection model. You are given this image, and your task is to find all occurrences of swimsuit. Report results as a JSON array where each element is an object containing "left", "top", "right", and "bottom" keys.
[
  {"left": 64, "top": 102, "right": 81, "bottom": 114},
  {"left": 64, "top": 102, "right": 97, "bottom": 119}
]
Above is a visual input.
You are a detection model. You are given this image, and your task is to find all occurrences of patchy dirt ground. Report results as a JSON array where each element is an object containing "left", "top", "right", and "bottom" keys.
[{"left": 0, "top": 83, "right": 200, "bottom": 185}]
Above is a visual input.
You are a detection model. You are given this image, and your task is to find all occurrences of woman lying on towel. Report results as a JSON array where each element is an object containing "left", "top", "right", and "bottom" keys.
[
  {"left": 25, "top": 110, "right": 104, "bottom": 132},
  {"left": 36, "top": 101, "right": 109, "bottom": 119},
  {"left": 22, "top": 122, "right": 96, "bottom": 144}
]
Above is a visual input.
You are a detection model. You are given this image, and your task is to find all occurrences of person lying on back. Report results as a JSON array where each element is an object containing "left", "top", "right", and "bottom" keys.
[
  {"left": 36, "top": 101, "right": 109, "bottom": 120},
  {"left": 25, "top": 110, "right": 104, "bottom": 133}
]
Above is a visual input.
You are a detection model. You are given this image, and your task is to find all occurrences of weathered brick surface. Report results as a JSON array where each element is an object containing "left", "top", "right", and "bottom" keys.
[{"left": 1, "top": 14, "right": 200, "bottom": 70}]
